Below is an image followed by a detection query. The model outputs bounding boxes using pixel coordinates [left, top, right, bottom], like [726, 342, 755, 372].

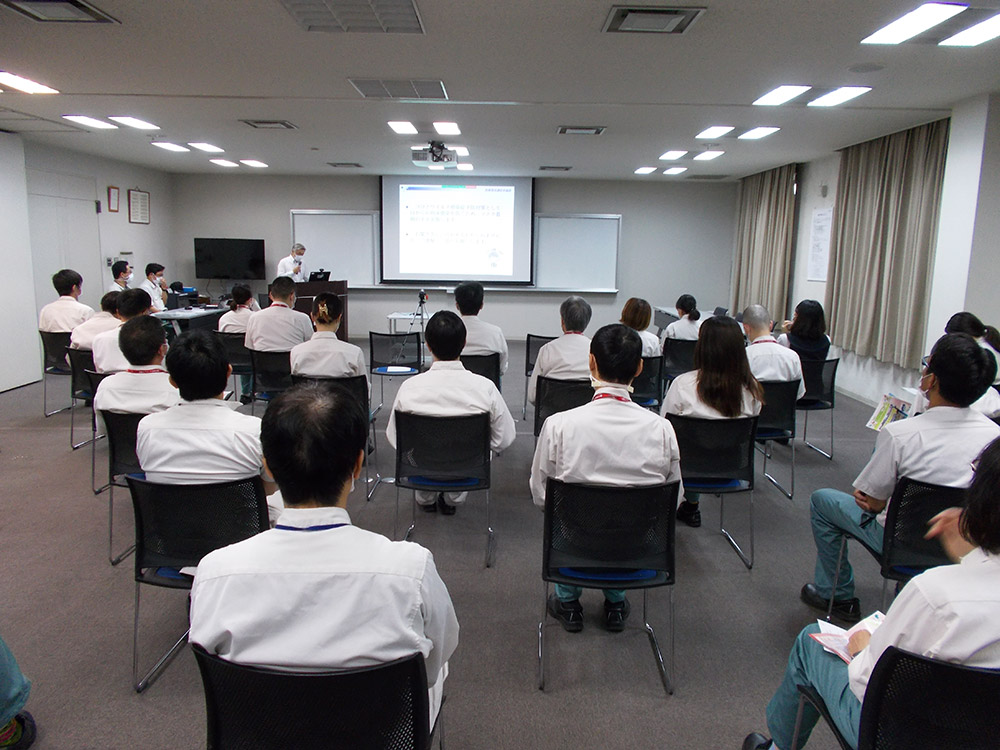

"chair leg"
[720, 493, 754, 569]
[132, 583, 190, 693]
[484, 489, 495, 568]
[522, 375, 528, 420]
[108, 484, 135, 566]
[365, 418, 390, 500]
[537, 581, 548, 690]
[43, 371, 72, 417]
[880, 578, 890, 612]
[643, 588, 674, 696]
[805, 408, 834, 460]
[762, 438, 795, 500]
[790, 691, 808, 750]
[825, 536, 849, 621]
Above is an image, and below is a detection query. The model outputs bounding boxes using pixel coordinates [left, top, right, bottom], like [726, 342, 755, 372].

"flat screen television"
[194, 237, 266, 280]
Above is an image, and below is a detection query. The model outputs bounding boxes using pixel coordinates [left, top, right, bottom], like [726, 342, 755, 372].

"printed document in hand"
[810, 611, 885, 664]
[866, 394, 912, 431]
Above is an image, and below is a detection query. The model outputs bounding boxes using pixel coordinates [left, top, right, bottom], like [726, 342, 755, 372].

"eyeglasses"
[921, 356, 931, 372]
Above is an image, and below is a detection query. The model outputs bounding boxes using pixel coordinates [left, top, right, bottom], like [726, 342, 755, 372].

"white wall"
[961, 93, 1000, 325]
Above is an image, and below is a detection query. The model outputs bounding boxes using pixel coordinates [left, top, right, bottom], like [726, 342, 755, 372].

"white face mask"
[125, 272, 134, 283]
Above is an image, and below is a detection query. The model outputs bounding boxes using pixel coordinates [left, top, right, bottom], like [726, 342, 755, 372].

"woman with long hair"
[946, 311, 1000, 385]
[661, 315, 763, 527]
[778, 299, 830, 361]
[662, 293, 702, 342]
[619, 297, 660, 356]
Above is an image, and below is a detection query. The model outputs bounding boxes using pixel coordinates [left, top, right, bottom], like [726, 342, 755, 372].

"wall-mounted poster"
[107, 186, 120, 212]
[128, 189, 150, 224]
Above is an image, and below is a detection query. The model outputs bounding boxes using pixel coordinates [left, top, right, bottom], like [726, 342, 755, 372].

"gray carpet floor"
[0, 343, 884, 749]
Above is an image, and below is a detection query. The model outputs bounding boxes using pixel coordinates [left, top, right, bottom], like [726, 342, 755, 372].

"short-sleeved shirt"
[745, 335, 806, 399]
[92, 324, 129, 373]
[94, 365, 179, 414]
[290, 331, 367, 381]
[528, 333, 592, 404]
[70, 312, 121, 350]
[460, 315, 509, 374]
[661, 370, 762, 419]
[244, 302, 314, 352]
[38, 296, 94, 332]
[217, 306, 254, 334]
[661, 315, 702, 342]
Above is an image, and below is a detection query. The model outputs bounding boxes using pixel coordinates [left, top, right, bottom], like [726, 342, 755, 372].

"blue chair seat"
[557, 567, 657, 581]
[374, 366, 418, 376]
[408, 476, 479, 488]
[684, 478, 743, 490]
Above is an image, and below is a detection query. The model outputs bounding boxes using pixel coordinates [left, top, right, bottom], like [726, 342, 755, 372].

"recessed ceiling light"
[457, 163, 474, 171]
[696, 126, 734, 139]
[659, 150, 687, 160]
[388, 121, 417, 134]
[634, 167, 657, 175]
[188, 142, 224, 153]
[239, 159, 268, 168]
[428, 165, 446, 171]
[108, 116, 158, 130]
[0, 71, 58, 94]
[0, 0, 118, 23]
[449, 145, 469, 156]
[861, 2, 968, 45]
[693, 151, 724, 161]
[62, 115, 116, 129]
[739, 127, 781, 140]
[808, 86, 872, 107]
[210, 159, 239, 167]
[940, 12, 1000, 45]
[664, 167, 688, 175]
[433, 121, 461, 135]
[753, 85, 812, 106]
[151, 142, 189, 152]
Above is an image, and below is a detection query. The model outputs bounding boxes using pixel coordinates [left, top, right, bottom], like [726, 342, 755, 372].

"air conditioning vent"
[275, 0, 423, 33]
[603, 6, 704, 34]
[349, 79, 448, 100]
[557, 126, 606, 136]
[240, 119, 298, 130]
[328, 162, 363, 168]
[0, 0, 118, 23]
[539, 166, 573, 171]
[686, 174, 729, 180]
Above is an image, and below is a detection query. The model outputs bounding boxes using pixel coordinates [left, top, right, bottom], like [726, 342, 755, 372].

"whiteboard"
[290, 210, 379, 287]
[534, 214, 620, 291]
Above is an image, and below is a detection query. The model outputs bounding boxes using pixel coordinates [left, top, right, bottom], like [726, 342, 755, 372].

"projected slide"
[399, 184, 515, 275]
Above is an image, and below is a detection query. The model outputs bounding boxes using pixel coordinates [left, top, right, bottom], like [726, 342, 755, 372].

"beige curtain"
[826, 119, 949, 369]
[730, 163, 798, 319]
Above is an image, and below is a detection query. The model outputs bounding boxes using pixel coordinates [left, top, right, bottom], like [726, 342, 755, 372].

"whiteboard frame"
[533, 212, 621, 293]
[289, 209, 380, 287]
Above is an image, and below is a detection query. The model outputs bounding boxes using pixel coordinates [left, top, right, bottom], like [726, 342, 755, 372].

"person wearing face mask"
[800, 333, 1000, 623]
[109, 260, 133, 293]
[139, 263, 168, 312]
[276, 243, 307, 283]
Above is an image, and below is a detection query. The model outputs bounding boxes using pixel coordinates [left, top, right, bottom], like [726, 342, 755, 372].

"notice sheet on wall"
[808, 208, 832, 282]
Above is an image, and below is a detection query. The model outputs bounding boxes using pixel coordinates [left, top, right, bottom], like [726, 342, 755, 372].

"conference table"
[153, 307, 227, 335]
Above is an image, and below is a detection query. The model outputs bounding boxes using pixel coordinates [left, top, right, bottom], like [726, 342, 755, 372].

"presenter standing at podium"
[276, 243, 307, 282]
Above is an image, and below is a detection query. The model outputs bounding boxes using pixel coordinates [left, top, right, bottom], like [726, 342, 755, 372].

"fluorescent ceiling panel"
[388, 120, 417, 134]
[188, 142, 224, 152]
[433, 121, 461, 135]
[457, 163, 474, 171]
[861, 2, 968, 44]
[738, 127, 780, 140]
[663, 167, 687, 175]
[696, 126, 734, 138]
[634, 166, 657, 174]
[807, 86, 872, 107]
[108, 116, 158, 129]
[62, 114, 116, 128]
[659, 150, 687, 160]
[0, 71, 58, 94]
[939, 12, 1000, 45]
[449, 145, 469, 156]
[151, 141, 189, 152]
[210, 159, 239, 167]
[753, 85, 811, 106]
[693, 150, 724, 160]
[239, 159, 268, 167]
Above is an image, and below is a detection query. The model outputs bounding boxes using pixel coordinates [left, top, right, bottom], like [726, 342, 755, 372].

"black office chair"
[393, 411, 494, 566]
[756, 380, 801, 499]
[39, 331, 72, 416]
[126, 475, 268, 693]
[192, 646, 439, 750]
[98, 410, 144, 565]
[215, 331, 253, 396]
[791, 646, 1000, 750]
[538, 479, 680, 696]
[666, 414, 758, 568]
[798, 358, 839, 460]
[522, 334, 556, 419]
[533, 376, 593, 438]
[661, 338, 697, 384]
[825, 477, 965, 618]
[248, 350, 292, 415]
[369, 331, 422, 412]
[713, 306, 729, 317]
[631, 355, 664, 410]
[66, 346, 100, 450]
[460, 352, 502, 391]
[85, 369, 113, 494]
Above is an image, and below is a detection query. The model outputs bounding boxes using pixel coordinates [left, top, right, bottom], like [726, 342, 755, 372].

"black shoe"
[8, 712, 36, 750]
[604, 597, 630, 632]
[800, 583, 861, 623]
[742, 732, 772, 750]
[239, 394, 253, 405]
[437, 494, 457, 515]
[419, 498, 438, 513]
[547, 594, 583, 633]
[676, 500, 702, 528]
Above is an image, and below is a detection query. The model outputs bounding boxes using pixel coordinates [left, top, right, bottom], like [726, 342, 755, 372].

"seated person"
[0, 632, 35, 750]
[70, 291, 121, 350]
[138, 263, 167, 313]
[801, 333, 1000, 622]
[108, 260, 131, 293]
[742, 304, 805, 399]
[619, 297, 661, 357]
[92, 289, 152, 373]
[530, 323, 682, 632]
[945, 311, 1000, 385]
[661, 315, 763, 528]
[777, 299, 831, 362]
[387, 311, 515, 514]
[745, 436, 1000, 750]
[217, 284, 254, 334]
[528, 296, 593, 404]
[189, 384, 459, 725]
[244, 276, 313, 352]
[660, 293, 701, 343]
[38, 269, 93, 332]
[455, 281, 509, 375]
[290, 292, 367, 382]
[93, 316, 178, 414]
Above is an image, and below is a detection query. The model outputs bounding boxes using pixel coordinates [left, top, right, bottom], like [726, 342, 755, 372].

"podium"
[293, 280, 349, 341]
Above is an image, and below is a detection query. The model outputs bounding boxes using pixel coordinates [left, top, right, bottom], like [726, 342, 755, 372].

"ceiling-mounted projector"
[412, 140, 458, 168]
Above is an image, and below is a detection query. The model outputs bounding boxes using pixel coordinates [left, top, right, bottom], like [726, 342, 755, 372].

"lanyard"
[751, 338, 777, 345]
[274, 523, 348, 532]
[271, 302, 289, 309]
[593, 392, 630, 403]
[126, 368, 166, 374]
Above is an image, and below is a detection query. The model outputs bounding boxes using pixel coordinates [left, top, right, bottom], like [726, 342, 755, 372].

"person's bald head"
[741, 304, 771, 339]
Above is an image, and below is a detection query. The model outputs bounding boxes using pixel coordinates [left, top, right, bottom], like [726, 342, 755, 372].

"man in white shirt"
[802, 333, 1000, 622]
[531, 324, 682, 632]
[138, 263, 167, 313]
[387, 311, 515, 513]
[455, 281, 508, 375]
[108, 260, 132, 293]
[528, 296, 592, 405]
[189, 385, 459, 725]
[275, 243, 307, 282]
[244, 276, 314, 352]
[742, 304, 805, 399]
[92, 289, 152, 373]
[71, 291, 122, 350]
[38, 269, 94, 332]
[94, 316, 178, 414]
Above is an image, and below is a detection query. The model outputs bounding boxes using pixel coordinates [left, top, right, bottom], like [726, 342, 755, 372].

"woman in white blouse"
[619, 297, 661, 357]
[217, 285, 255, 333]
[662, 293, 703, 342]
[661, 315, 763, 527]
[289, 292, 367, 381]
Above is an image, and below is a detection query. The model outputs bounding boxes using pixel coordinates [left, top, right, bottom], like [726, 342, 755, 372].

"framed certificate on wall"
[107, 186, 120, 212]
[128, 189, 150, 224]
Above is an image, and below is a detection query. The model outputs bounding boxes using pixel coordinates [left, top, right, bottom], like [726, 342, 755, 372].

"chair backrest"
[632, 356, 663, 406]
[713, 306, 729, 317]
[84, 369, 112, 396]
[215, 331, 252, 371]
[257, 293, 270, 309]
[249, 350, 292, 394]
[66, 346, 97, 399]
[291, 374, 370, 417]
[192, 645, 431, 750]
[757, 380, 800, 438]
[533, 376, 593, 437]
[39, 331, 72, 371]
[126, 475, 269, 574]
[856, 646, 1000, 749]
[542, 479, 679, 587]
[459, 352, 501, 390]
[393, 411, 491, 491]
[524, 334, 557, 377]
[880, 477, 967, 581]
[665, 414, 757, 488]
[99, 410, 145, 478]
[369, 331, 422, 371]
[800, 357, 839, 405]
[661, 338, 698, 379]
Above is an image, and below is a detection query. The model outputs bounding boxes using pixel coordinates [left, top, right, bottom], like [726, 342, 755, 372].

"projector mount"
[411, 140, 458, 168]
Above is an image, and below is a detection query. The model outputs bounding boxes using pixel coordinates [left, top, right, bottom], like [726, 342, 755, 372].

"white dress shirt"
[661, 370, 762, 419]
[290, 331, 367, 381]
[386, 360, 515, 453]
[276, 254, 307, 282]
[108, 280, 128, 294]
[94, 365, 179, 414]
[244, 302, 314, 352]
[189, 505, 459, 724]
[910, 387, 1000, 419]
[460, 315, 509, 374]
[217, 306, 254, 334]
[745, 334, 806, 399]
[38, 296, 94, 332]
[848, 547, 1000, 702]
[979, 339, 1000, 385]
[661, 315, 702, 342]
[530, 384, 682, 508]
[138, 277, 166, 312]
[528, 332, 592, 404]
[70, 312, 120, 350]
[636, 329, 661, 357]
[91, 324, 130, 373]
